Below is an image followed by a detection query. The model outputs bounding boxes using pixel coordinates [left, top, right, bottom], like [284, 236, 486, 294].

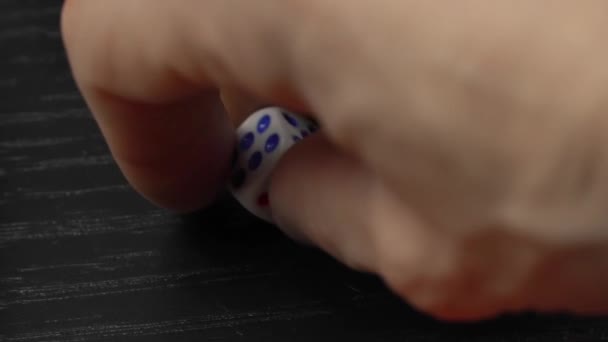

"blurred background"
[1, 1, 607, 341]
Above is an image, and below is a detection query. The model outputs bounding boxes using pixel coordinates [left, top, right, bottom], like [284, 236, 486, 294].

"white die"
[228, 106, 318, 223]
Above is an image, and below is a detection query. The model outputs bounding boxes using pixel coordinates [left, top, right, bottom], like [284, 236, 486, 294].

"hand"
[61, 0, 608, 321]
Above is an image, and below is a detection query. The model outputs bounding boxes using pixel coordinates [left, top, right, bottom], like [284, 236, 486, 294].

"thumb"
[268, 133, 439, 290]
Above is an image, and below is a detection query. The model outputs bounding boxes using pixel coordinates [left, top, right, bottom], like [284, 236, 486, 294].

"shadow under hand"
[167, 191, 435, 328]
[163, 192, 606, 341]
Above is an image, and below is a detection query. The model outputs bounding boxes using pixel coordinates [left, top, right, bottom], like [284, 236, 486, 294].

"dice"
[228, 106, 318, 222]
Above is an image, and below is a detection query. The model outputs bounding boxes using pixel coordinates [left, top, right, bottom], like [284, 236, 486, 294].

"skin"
[61, 0, 608, 321]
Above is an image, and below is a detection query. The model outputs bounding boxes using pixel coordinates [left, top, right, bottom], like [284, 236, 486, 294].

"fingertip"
[88, 90, 235, 214]
[267, 133, 378, 271]
[267, 134, 335, 240]
[122, 141, 233, 214]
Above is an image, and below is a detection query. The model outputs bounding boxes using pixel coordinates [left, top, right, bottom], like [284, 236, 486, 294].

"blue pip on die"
[228, 106, 318, 223]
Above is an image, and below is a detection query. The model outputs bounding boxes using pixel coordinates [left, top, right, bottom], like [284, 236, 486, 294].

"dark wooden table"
[1, 1, 607, 341]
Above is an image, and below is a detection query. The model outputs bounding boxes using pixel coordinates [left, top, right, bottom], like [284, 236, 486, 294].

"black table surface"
[1, 1, 607, 341]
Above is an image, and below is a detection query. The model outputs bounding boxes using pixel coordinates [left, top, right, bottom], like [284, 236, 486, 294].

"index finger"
[60, 0, 312, 211]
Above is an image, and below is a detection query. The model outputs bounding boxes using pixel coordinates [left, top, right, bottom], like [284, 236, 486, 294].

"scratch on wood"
[6, 185, 130, 200]
[0, 211, 177, 243]
[0, 136, 89, 149]
[8, 271, 278, 305]
[6, 308, 333, 341]
[15, 155, 114, 172]
[40, 92, 82, 102]
[0, 109, 89, 126]
[0, 7, 60, 21]
[0, 26, 60, 39]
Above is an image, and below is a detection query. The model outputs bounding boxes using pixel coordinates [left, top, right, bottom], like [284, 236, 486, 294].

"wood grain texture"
[1, 1, 607, 341]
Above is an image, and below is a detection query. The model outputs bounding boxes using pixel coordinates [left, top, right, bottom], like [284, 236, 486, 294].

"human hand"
[61, 0, 608, 320]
